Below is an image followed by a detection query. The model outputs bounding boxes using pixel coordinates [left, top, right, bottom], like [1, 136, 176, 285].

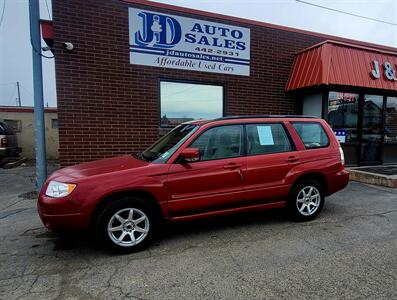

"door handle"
[287, 156, 299, 163]
[223, 163, 241, 169]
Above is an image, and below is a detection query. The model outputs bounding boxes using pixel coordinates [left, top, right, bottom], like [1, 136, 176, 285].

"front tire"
[96, 198, 157, 253]
[287, 180, 324, 221]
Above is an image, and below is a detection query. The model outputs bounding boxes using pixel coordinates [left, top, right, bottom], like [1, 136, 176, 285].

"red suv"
[38, 116, 349, 253]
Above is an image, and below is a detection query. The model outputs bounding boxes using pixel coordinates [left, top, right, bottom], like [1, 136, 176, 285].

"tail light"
[339, 145, 345, 166]
[0, 137, 7, 148]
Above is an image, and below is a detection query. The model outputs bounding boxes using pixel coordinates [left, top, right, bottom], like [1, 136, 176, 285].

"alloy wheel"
[296, 186, 321, 216]
[107, 208, 150, 247]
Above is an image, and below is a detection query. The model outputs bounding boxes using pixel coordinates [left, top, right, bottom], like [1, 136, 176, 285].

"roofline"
[296, 40, 397, 56]
[123, 0, 397, 53]
[0, 106, 57, 113]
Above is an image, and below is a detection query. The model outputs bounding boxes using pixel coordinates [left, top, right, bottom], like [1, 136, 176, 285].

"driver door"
[166, 125, 246, 217]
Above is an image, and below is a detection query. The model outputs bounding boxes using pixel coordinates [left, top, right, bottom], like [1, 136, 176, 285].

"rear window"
[292, 122, 329, 149]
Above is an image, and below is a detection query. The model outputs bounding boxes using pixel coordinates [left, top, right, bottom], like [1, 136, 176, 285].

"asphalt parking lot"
[0, 165, 396, 299]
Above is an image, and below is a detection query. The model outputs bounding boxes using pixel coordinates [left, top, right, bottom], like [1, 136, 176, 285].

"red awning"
[286, 40, 397, 92]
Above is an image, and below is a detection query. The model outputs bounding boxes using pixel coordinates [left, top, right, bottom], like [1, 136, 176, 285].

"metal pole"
[16, 81, 21, 107]
[29, 0, 47, 189]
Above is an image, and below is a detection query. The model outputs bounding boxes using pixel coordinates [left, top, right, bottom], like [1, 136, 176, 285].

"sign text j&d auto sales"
[128, 8, 250, 76]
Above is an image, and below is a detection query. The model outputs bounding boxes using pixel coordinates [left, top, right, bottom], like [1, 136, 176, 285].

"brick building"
[49, 0, 397, 166]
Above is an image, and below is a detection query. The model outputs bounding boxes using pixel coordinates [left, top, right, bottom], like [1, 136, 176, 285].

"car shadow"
[46, 208, 291, 254]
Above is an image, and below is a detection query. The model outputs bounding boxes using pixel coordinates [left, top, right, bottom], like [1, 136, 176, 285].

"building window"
[327, 92, 359, 143]
[292, 122, 329, 149]
[246, 123, 292, 155]
[385, 97, 397, 143]
[160, 81, 223, 127]
[51, 119, 59, 129]
[4, 119, 21, 132]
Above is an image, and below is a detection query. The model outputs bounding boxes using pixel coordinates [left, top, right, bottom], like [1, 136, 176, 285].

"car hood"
[49, 155, 148, 182]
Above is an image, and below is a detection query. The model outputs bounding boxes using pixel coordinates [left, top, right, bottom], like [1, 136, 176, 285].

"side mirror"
[180, 148, 200, 163]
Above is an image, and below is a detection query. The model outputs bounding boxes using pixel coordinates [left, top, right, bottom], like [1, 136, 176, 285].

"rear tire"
[95, 197, 158, 254]
[287, 180, 324, 222]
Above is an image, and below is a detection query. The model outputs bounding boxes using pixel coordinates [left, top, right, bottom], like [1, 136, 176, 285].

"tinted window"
[190, 125, 242, 161]
[293, 122, 329, 149]
[247, 123, 292, 155]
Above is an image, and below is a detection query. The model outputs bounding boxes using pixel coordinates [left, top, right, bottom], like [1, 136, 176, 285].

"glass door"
[327, 92, 359, 166]
[360, 95, 384, 165]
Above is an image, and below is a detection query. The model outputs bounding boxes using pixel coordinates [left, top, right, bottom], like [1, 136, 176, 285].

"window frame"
[158, 78, 226, 128]
[291, 121, 330, 150]
[186, 124, 245, 162]
[244, 122, 296, 157]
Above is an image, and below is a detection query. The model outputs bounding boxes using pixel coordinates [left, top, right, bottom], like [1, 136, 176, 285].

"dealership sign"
[128, 8, 250, 76]
[371, 60, 397, 81]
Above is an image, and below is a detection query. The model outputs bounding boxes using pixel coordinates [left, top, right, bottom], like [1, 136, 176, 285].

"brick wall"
[53, 0, 325, 166]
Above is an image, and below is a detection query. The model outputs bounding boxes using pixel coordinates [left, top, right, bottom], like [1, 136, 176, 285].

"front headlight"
[45, 181, 76, 198]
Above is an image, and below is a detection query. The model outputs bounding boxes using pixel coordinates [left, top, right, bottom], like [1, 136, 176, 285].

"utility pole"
[16, 81, 21, 107]
[29, 0, 47, 189]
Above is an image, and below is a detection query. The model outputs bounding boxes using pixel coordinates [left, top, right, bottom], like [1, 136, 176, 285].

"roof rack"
[213, 115, 318, 121]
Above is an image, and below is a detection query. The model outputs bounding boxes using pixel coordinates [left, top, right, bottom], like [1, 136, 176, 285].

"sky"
[0, 0, 55, 107]
[0, 0, 396, 108]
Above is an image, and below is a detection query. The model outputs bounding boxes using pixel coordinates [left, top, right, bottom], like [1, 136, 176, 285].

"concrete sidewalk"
[348, 165, 397, 188]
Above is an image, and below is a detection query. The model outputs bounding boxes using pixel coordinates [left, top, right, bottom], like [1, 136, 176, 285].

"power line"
[20, 84, 34, 98]
[295, 0, 397, 26]
[0, 82, 15, 86]
[0, 0, 6, 29]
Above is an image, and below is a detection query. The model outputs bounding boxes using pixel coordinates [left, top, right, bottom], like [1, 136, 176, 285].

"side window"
[190, 125, 243, 161]
[247, 123, 292, 155]
[292, 122, 329, 149]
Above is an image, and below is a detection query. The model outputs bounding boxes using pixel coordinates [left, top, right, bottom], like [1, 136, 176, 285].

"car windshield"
[138, 124, 199, 163]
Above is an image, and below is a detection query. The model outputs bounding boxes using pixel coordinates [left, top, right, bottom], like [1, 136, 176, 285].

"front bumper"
[37, 194, 90, 232]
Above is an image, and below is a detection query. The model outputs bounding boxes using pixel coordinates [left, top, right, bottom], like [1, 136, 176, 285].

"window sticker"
[257, 126, 274, 145]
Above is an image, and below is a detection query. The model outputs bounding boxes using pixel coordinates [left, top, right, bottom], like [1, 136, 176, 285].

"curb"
[347, 168, 397, 188]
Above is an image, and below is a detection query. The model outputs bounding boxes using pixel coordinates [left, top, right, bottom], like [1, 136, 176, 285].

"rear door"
[244, 122, 298, 204]
[166, 124, 247, 217]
